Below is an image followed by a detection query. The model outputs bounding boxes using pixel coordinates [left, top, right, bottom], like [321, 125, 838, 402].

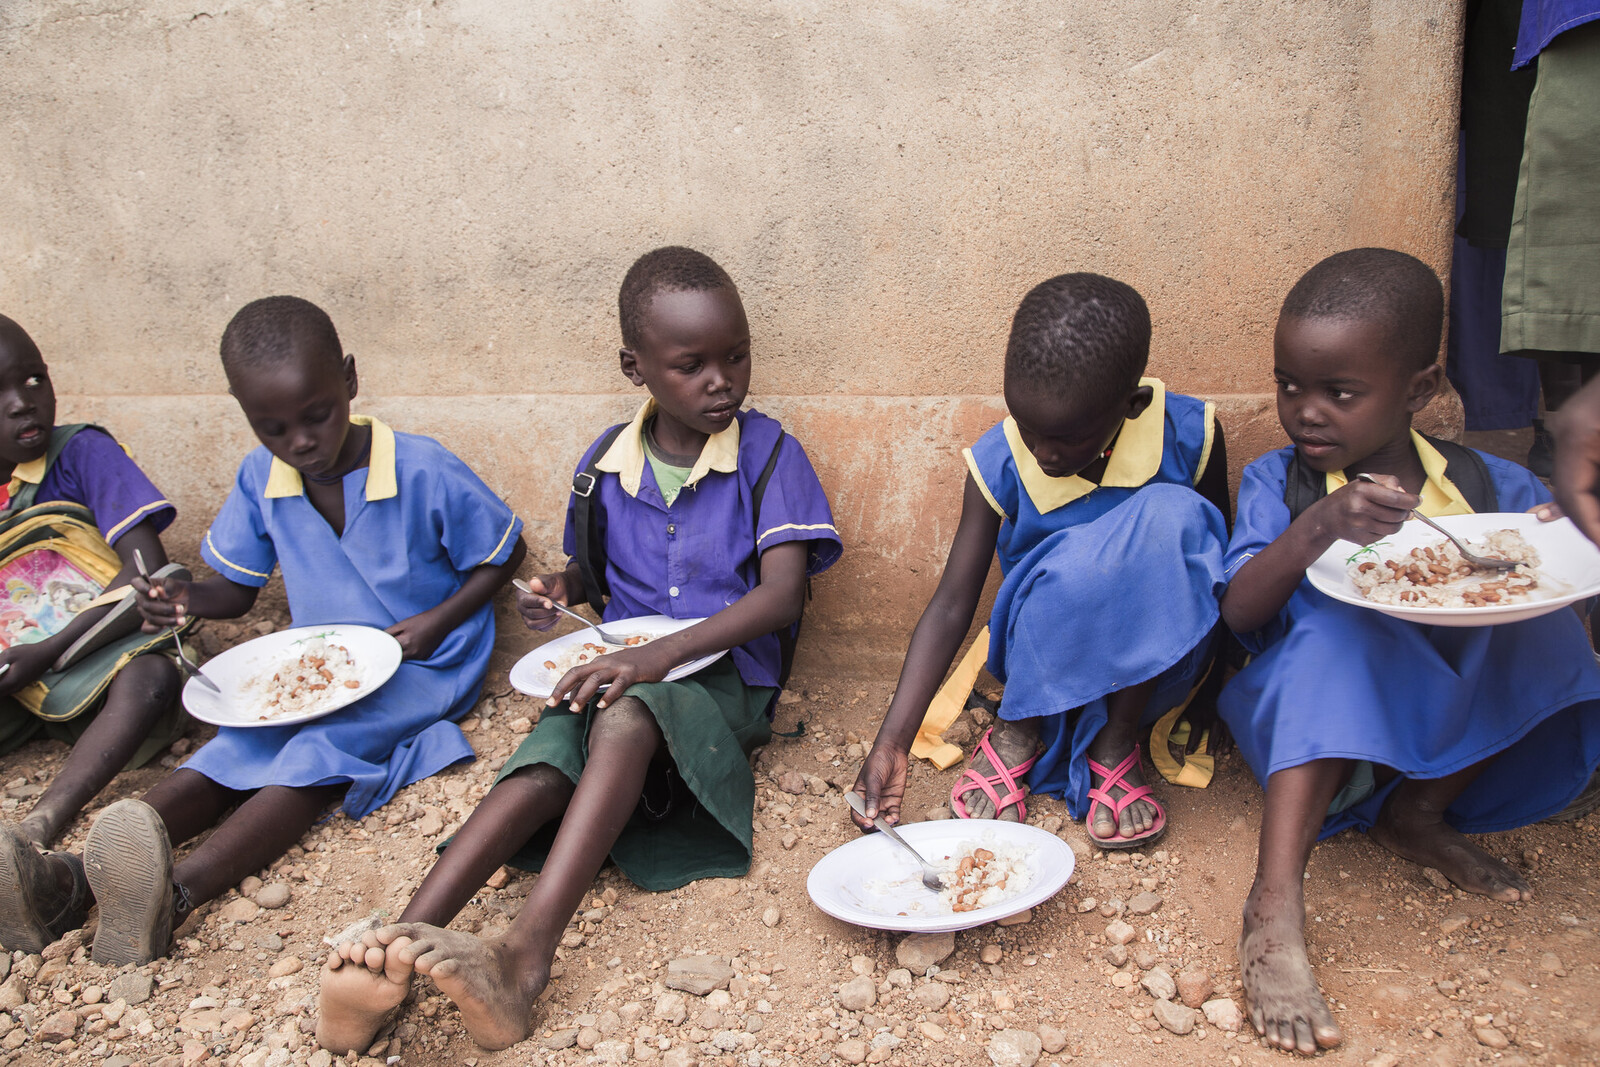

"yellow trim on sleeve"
[756, 522, 839, 546]
[264, 415, 398, 501]
[477, 515, 519, 568]
[204, 529, 273, 580]
[595, 399, 741, 499]
[1194, 402, 1217, 487]
[962, 447, 1006, 518]
[104, 498, 173, 543]
[1324, 430, 1475, 518]
[1004, 377, 1168, 514]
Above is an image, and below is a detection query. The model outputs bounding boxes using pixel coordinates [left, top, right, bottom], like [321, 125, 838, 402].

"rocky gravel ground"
[2, 616, 1598, 1067]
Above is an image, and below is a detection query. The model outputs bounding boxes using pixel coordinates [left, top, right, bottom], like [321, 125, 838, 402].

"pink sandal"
[951, 728, 1039, 820]
[1086, 744, 1167, 849]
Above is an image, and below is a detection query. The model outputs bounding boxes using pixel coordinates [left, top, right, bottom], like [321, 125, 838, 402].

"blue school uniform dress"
[964, 380, 1228, 818]
[191, 416, 522, 819]
[495, 400, 841, 890]
[1220, 434, 1600, 836]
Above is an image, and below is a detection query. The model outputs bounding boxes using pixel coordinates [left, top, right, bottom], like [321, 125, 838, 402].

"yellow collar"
[597, 399, 741, 498]
[1324, 430, 1475, 518]
[5, 453, 48, 497]
[263, 415, 398, 501]
[1003, 377, 1168, 514]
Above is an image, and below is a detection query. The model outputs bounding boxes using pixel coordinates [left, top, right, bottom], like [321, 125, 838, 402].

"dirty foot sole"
[84, 800, 173, 966]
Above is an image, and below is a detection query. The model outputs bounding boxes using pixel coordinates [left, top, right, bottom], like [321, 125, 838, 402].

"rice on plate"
[1349, 529, 1540, 608]
[245, 636, 363, 721]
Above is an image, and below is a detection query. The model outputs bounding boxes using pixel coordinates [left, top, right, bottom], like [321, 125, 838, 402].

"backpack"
[1282, 433, 1498, 520]
[570, 424, 801, 687]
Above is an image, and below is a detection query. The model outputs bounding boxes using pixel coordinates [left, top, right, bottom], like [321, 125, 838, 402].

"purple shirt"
[562, 404, 841, 690]
[24, 427, 175, 543]
[1515, 0, 1600, 66]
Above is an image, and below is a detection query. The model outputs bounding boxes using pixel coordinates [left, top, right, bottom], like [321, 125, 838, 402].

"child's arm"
[515, 561, 588, 631]
[0, 519, 175, 695]
[538, 539, 809, 712]
[134, 571, 261, 627]
[851, 476, 1002, 828]
[386, 536, 527, 659]
[1220, 473, 1418, 634]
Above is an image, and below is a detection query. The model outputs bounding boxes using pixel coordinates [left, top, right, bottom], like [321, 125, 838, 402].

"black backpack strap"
[1283, 435, 1498, 521]
[749, 431, 804, 689]
[572, 424, 627, 612]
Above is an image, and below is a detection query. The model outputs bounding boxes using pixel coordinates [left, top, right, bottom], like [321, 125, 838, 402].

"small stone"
[1103, 943, 1128, 967]
[268, 957, 303, 978]
[914, 983, 951, 1011]
[850, 954, 875, 976]
[1152, 999, 1196, 1035]
[1201, 998, 1243, 1032]
[986, 1028, 1043, 1066]
[996, 908, 1032, 927]
[653, 992, 688, 1025]
[780, 832, 798, 850]
[239, 875, 264, 898]
[543, 1029, 579, 1050]
[661, 1048, 695, 1067]
[81, 985, 104, 1005]
[835, 1038, 868, 1064]
[923, 804, 952, 821]
[38, 1009, 79, 1043]
[102, 998, 127, 1024]
[417, 809, 446, 836]
[777, 771, 806, 794]
[1141, 967, 1176, 1001]
[1111, 971, 1135, 988]
[1175, 968, 1212, 1008]
[761, 907, 781, 928]
[1131, 945, 1159, 971]
[0, 976, 25, 1012]
[577, 1026, 601, 1049]
[979, 944, 1003, 965]
[1475, 1026, 1510, 1050]
[919, 1021, 948, 1042]
[1077, 897, 1098, 913]
[107, 973, 154, 1006]
[1439, 914, 1470, 935]
[1105, 920, 1137, 945]
[838, 976, 877, 1011]
[1540, 952, 1566, 976]
[1365, 1054, 1401, 1067]
[507, 716, 533, 734]
[665, 958, 734, 996]
[591, 1038, 630, 1063]
[254, 884, 291, 910]
[1037, 1023, 1067, 1054]
[485, 867, 510, 890]
[886, 968, 912, 988]
[895, 932, 955, 972]
[1127, 891, 1163, 916]
[183, 1040, 211, 1066]
[219, 898, 260, 924]
[1422, 867, 1452, 892]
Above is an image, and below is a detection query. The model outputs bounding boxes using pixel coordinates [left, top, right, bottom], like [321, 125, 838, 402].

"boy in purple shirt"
[0, 314, 189, 951]
[317, 247, 841, 1053]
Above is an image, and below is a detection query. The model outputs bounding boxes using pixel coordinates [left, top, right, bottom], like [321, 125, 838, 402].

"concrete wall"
[1, 1, 1465, 673]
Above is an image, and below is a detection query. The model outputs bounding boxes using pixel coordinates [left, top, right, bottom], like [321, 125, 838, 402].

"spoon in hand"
[511, 579, 633, 645]
[844, 790, 945, 893]
[1355, 473, 1521, 571]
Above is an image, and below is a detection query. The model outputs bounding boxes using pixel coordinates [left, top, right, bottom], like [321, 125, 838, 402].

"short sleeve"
[50, 429, 176, 544]
[753, 435, 842, 577]
[201, 459, 278, 587]
[1483, 452, 1553, 512]
[1224, 452, 1295, 651]
[426, 444, 523, 572]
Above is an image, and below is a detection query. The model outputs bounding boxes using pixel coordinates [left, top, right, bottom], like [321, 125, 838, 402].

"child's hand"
[545, 642, 679, 712]
[386, 609, 451, 661]
[133, 572, 191, 632]
[1311, 474, 1419, 546]
[850, 744, 909, 831]
[1532, 501, 1565, 523]
[516, 573, 573, 632]
[0, 642, 55, 697]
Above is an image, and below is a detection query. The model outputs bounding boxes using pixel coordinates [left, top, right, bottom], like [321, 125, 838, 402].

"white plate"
[1306, 513, 1600, 626]
[182, 624, 402, 728]
[508, 614, 727, 699]
[806, 821, 1076, 933]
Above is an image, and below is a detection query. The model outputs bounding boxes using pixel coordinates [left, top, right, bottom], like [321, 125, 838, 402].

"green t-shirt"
[644, 441, 694, 506]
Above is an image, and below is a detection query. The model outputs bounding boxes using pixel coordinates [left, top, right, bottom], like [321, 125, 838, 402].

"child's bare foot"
[315, 932, 413, 1053]
[952, 718, 1039, 820]
[1239, 884, 1341, 1055]
[1085, 731, 1162, 843]
[380, 923, 546, 1050]
[1369, 803, 1530, 902]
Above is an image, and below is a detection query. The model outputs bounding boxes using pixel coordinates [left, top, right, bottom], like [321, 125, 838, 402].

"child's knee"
[588, 696, 662, 749]
[501, 763, 571, 794]
[109, 654, 182, 710]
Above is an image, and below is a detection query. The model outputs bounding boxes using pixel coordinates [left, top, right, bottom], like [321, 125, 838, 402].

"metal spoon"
[511, 579, 633, 645]
[1354, 473, 1521, 571]
[134, 549, 222, 692]
[844, 790, 945, 893]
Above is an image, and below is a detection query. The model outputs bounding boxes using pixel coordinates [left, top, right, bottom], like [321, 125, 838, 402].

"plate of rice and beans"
[181, 624, 403, 728]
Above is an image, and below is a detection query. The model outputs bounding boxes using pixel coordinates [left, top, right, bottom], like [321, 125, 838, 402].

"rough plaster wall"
[1, 1, 1463, 671]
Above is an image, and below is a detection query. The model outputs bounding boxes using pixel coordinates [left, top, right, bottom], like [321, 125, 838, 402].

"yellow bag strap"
[1148, 663, 1216, 789]
[911, 626, 990, 770]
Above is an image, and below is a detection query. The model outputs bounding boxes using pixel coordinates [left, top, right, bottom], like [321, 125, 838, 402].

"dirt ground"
[1, 624, 1598, 1067]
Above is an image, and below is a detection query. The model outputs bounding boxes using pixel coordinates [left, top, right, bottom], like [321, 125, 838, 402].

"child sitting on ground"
[0, 296, 525, 966]
[851, 273, 1230, 848]
[0, 314, 192, 951]
[315, 246, 841, 1053]
[1218, 248, 1600, 1056]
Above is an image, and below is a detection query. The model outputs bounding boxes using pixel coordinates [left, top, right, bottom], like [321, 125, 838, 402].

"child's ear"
[1404, 362, 1444, 413]
[1125, 384, 1155, 420]
[619, 348, 646, 387]
[343, 354, 359, 401]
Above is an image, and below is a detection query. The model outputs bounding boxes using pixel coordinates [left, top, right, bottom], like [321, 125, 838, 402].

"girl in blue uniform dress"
[1218, 249, 1600, 1057]
[0, 297, 525, 969]
[853, 273, 1229, 849]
